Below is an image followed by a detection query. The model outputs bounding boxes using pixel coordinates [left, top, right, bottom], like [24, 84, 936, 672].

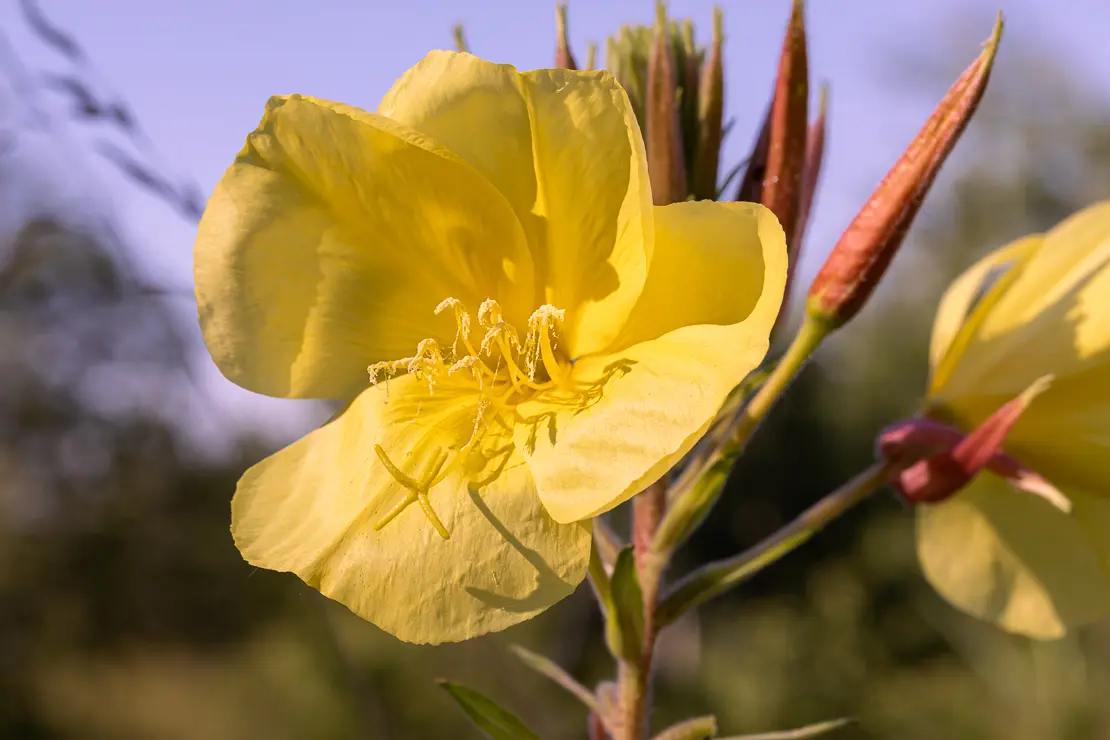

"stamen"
[435, 297, 474, 361]
[527, 305, 567, 383]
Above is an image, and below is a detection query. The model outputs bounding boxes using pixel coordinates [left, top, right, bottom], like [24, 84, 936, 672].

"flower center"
[365, 298, 570, 538]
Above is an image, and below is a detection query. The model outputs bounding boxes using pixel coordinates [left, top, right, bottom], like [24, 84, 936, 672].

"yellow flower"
[919, 200, 1110, 639]
[194, 51, 787, 644]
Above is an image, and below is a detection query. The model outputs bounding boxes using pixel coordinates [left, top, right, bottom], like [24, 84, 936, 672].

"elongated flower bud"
[762, 0, 809, 250]
[556, 3, 577, 70]
[692, 7, 724, 201]
[735, 108, 771, 203]
[647, 2, 687, 204]
[807, 15, 1003, 329]
[795, 82, 828, 252]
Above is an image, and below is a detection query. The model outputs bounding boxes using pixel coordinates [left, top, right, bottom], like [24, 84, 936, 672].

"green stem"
[656, 462, 891, 626]
[616, 480, 668, 739]
[727, 313, 829, 453]
[656, 315, 831, 555]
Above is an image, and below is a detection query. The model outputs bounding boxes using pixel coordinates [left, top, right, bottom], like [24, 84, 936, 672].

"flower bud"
[692, 7, 724, 201]
[735, 109, 770, 203]
[556, 3, 578, 70]
[806, 15, 1003, 329]
[647, 1, 687, 204]
[795, 82, 828, 270]
[762, 0, 808, 250]
[878, 375, 1068, 511]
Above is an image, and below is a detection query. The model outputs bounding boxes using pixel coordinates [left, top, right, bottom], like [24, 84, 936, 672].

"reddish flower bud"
[762, 0, 809, 251]
[556, 3, 578, 70]
[646, 1, 687, 205]
[794, 82, 828, 261]
[878, 376, 1068, 511]
[807, 15, 1003, 329]
[735, 108, 770, 204]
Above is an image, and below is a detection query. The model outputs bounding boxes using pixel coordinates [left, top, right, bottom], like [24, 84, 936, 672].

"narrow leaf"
[719, 717, 853, 739]
[655, 714, 718, 740]
[611, 546, 645, 659]
[510, 645, 599, 712]
[437, 680, 540, 740]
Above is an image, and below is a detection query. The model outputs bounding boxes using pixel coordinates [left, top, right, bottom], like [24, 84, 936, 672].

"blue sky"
[2, 0, 1109, 445]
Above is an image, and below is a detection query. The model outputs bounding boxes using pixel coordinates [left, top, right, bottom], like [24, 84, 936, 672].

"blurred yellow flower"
[919, 200, 1110, 639]
[194, 51, 786, 644]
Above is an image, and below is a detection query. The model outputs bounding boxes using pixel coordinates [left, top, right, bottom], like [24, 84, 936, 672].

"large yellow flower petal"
[928, 235, 1042, 387]
[929, 202, 1110, 492]
[196, 94, 534, 400]
[933, 202, 1110, 411]
[515, 202, 787, 523]
[379, 51, 653, 358]
[231, 375, 590, 644]
[916, 472, 1110, 639]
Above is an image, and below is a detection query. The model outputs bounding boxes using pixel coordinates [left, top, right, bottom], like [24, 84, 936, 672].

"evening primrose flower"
[916, 201, 1110, 639]
[195, 51, 786, 644]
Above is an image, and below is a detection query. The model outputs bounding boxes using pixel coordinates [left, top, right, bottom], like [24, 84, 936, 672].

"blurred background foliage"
[3, 5, 1110, 740]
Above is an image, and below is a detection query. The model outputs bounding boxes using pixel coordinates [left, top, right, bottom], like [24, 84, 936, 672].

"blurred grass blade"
[436, 680, 540, 740]
[654, 715, 718, 739]
[719, 717, 853, 739]
[509, 645, 599, 712]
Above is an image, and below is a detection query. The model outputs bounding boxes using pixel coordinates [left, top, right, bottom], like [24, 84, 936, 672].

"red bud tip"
[807, 14, 1004, 329]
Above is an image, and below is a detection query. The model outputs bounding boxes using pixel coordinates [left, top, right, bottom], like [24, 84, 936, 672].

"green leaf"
[654, 714, 718, 740]
[719, 717, 854, 739]
[611, 546, 645, 659]
[436, 680, 541, 740]
[509, 645, 598, 712]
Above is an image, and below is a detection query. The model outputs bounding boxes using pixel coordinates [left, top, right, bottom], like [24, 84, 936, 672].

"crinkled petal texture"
[917, 473, 1110, 639]
[379, 51, 654, 357]
[922, 200, 1110, 636]
[515, 201, 788, 523]
[195, 94, 535, 400]
[231, 374, 591, 644]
